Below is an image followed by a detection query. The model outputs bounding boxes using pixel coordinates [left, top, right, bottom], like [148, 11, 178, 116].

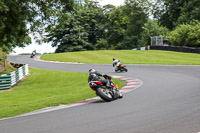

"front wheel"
[118, 91, 123, 99]
[124, 68, 128, 72]
[96, 87, 113, 102]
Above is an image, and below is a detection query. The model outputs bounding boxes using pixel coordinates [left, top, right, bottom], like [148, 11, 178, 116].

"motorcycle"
[115, 62, 128, 72]
[30, 50, 36, 58]
[88, 75, 123, 102]
[30, 53, 36, 58]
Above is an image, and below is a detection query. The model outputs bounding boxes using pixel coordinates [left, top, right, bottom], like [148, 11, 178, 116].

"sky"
[97, 0, 124, 6]
[11, 0, 125, 55]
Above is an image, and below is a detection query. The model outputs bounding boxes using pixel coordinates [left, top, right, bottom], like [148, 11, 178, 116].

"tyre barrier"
[0, 64, 29, 90]
[150, 46, 200, 54]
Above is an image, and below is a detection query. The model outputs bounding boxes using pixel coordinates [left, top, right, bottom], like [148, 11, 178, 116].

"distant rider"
[112, 58, 120, 71]
[32, 50, 36, 56]
[88, 69, 112, 88]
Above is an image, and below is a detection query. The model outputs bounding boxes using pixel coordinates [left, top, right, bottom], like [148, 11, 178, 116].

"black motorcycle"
[30, 52, 36, 58]
[115, 63, 128, 72]
[88, 75, 123, 102]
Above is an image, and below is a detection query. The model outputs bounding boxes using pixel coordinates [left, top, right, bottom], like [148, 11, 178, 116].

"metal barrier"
[150, 46, 200, 54]
[0, 64, 29, 90]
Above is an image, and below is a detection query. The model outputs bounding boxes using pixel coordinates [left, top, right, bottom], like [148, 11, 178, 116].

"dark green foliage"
[0, 0, 73, 52]
[2, 0, 200, 53]
[99, 0, 149, 50]
[47, 0, 149, 52]
[46, 1, 104, 52]
[151, 0, 200, 47]
[123, 0, 149, 49]
[155, 0, 200, 30]
[0, 0, 30, 52]
[178, 0, 200, 24]
[167, 21, 200, 47]
[104, 6, 128, 49]
[139, 19, 169, 46]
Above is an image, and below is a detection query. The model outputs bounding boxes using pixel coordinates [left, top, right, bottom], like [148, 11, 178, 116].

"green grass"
[0, 68, 126, 119]
[41, 50, 200, 65]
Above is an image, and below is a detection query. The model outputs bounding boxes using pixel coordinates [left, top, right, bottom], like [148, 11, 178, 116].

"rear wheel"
[96, 87, 113, 102]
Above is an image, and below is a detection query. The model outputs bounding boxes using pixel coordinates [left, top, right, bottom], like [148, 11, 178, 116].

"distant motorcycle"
[30, 51, 36, 58]
[88, 75, 123, 102]
[30, 54, 35, 58]
[115, 63, 128, 72]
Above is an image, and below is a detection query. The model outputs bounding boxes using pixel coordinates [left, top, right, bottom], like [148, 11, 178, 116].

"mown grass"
[0, 68, 126, 119]
[41, 50, 200, 65]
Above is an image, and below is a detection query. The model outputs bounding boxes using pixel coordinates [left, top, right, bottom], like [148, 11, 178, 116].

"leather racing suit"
[88, 71, 112, 88]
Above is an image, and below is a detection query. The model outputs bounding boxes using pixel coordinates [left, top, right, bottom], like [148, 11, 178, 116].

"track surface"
[1, 55, 200, 133]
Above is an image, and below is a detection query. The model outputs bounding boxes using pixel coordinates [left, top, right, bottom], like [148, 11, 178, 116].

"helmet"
[89, 69, 96, 74]
[113, 58, 116, 61]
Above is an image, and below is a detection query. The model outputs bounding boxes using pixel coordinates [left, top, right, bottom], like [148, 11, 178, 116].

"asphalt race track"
[1, 55, 200, 133]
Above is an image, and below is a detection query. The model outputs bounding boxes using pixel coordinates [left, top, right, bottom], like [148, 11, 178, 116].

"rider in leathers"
[88, 69, 123, 99]
[32, 50, 36, 56]
[113, 58, 120, 71]
[88, 69, 112, 88]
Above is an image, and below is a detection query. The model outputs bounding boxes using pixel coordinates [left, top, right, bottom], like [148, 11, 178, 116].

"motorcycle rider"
[88, 69, 112, 88]
[31, 49, 36, 58]
[112, 58, 121, 71]
[88, 68, 123, 99]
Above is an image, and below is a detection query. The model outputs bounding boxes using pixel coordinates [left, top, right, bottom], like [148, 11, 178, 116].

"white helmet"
[89, 69, 96, 74]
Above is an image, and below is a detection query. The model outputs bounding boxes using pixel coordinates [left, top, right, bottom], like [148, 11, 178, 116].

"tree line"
[0, 0, 200, 53]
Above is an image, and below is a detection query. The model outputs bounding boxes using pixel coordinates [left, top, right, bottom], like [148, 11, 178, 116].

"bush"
[167, 21, 200, 47]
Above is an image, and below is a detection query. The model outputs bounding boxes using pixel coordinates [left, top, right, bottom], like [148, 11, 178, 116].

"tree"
[139, 19, 169, 46]
[154, 0, 200, 30]
[44, 0, 163, 52]
[0, 0, 74, 53]
[178, 0, 200, 24]
[167, 21, 200, 47]
[123, 0, 148, 49]
[104, 6, 128, 49]
[45, 0, 105, 53]
[101, 0, 149, 50]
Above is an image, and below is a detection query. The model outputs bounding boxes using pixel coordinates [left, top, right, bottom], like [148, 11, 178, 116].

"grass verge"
[0, 68, 126, 119]
[41, 50, 200, 65]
